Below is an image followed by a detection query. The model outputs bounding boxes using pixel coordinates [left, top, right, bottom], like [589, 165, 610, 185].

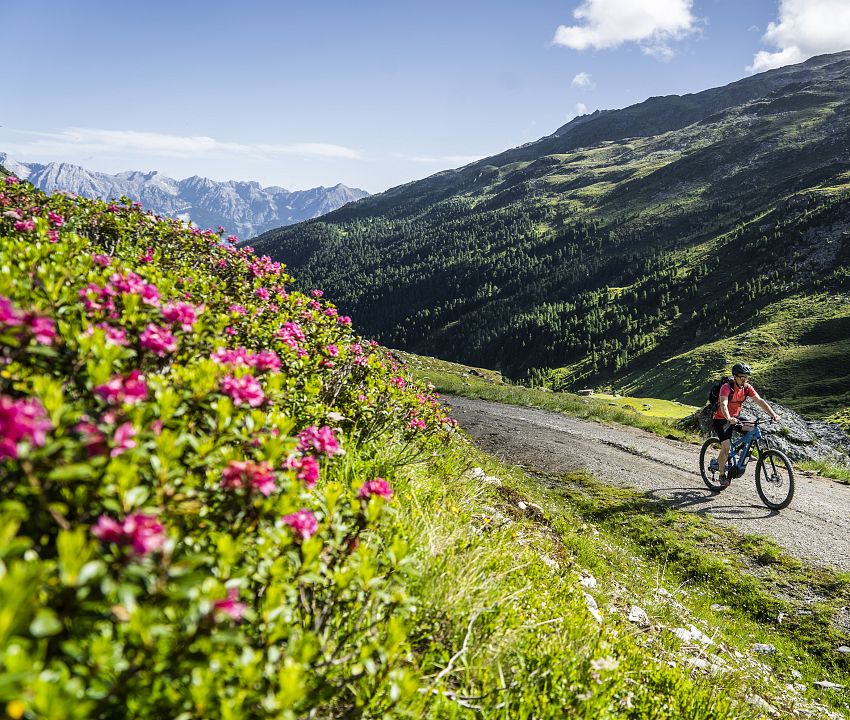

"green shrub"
[0, 178, 454, 718]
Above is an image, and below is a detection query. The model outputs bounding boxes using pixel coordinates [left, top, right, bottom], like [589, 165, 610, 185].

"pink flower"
[24, 314, 56, 345]
[325, 344, 339, 357]
[282, 509, 318, 541]
[47, 230, 59, 243]
[229, 304, 246, 315]
[408, 418, 427, 430]
[139, 284, 161, 306]
[14, 220, 35, 232]
[297, 425, 342, 457]
[390, 376, 406, 389]
[358, 477, 393, 500]
[91, 253, 112, 267]
[213, 587, 247, 622]
[0, 395, 52, 460]
[75, 420, 108, 457]
[96, 323, 128, 346]
[140, 248, 154, 263]
[111, 422, 137, 457]
[255, 287, 270, 300]
[0, 296, 22, 327]
[311, 289, 324, 298]
[162, 301, 201, 331]
[284, 454, 320, 488]
[220, 374, 265, 407]
[140, 324, 178, 357]
[324, 307, 338, 318]
[221, 460, 277, 496]
[4, 176, 20, 185]
[250, 350, 281, 372]
[338, 316, 352, 326]
[275, 321, 305, 349]
[94, 370, 148, 405]
[47, 211, 64, 227]
[92, 512, 166, 556]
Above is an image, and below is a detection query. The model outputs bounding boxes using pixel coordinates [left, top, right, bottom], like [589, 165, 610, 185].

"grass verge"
[397, 350, 699, 443]
[394, 439, 850, 717]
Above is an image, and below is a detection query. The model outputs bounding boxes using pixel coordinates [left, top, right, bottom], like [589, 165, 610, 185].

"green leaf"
[29, 609, 62, 637]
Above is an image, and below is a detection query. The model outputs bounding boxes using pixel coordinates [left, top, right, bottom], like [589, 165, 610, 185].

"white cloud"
[572, 71, 594, 87]
[575, 102, 589, 115]
[748, 0, 850, 73]
[553, 0, 697, 58]
[2, 127, 363, 162]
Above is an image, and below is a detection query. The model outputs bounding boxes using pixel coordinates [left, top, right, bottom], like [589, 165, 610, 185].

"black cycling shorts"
[712, 418, 736, 442]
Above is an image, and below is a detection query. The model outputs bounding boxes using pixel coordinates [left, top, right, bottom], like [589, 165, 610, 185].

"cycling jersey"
[712, 381, 755, 420]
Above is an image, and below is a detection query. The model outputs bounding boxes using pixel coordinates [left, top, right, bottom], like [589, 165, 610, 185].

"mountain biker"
[712, 362, 780, 487]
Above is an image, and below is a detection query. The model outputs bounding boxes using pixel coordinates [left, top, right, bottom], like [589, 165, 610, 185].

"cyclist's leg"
[717, 439, 731, 471]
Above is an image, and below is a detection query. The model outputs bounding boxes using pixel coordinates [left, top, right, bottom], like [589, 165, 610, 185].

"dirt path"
[445, 394, 850, 572]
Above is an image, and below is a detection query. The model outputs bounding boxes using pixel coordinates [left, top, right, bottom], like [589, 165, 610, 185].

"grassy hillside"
[251, 52, 850, 422]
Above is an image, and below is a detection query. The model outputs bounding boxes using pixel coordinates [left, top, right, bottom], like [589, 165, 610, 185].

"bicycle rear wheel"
[755, 449, 795, 510]
[699, 437, 725, 492]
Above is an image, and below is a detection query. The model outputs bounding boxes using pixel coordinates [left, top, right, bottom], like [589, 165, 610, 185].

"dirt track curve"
[445, 394, 850, 572]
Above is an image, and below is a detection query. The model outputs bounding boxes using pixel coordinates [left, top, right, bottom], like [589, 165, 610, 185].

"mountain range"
[0, 153, 368, 239]
[251, 50, 850, 425]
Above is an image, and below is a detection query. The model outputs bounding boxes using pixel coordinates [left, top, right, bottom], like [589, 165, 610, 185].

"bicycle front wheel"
[755, 449, 795, 510]
[699, 437, 725, 492]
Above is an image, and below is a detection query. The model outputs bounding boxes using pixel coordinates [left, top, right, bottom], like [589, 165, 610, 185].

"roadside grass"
[400, 440, 850, 717]
[398, 350, 699, 443]
[514, 468, 850, 713]
[798, 459, 850, 486]
[398, 445, 754, 718]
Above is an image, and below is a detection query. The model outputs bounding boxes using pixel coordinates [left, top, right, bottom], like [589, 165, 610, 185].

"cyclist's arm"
[719, 396, 734, 423]
[750, 391, 780, 421]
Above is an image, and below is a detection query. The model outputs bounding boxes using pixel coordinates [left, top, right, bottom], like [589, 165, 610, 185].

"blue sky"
[1, 0, 848, 193]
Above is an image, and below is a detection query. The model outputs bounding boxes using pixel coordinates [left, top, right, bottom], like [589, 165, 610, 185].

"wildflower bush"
[0, 177, 454, 719]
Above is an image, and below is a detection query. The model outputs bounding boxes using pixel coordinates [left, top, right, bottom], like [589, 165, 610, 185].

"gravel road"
[446, 394, 850, 572]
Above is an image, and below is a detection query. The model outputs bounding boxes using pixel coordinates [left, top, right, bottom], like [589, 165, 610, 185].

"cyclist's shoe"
[708, 459, 719, 472]
[719, 473, 731, 488]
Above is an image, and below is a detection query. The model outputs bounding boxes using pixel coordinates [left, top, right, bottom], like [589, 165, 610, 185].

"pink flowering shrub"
[0, 177, 455, 719]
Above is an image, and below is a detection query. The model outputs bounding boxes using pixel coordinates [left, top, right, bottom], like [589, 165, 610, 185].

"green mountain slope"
[252, 51, 850, 420]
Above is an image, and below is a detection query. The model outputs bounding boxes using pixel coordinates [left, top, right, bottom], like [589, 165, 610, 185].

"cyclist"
[712, 362, 780, 487]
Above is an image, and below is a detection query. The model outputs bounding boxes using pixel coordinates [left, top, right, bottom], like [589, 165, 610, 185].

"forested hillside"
[252, 51, 850, 423]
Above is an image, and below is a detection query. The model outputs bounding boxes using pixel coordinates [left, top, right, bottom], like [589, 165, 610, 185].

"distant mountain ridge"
[252, 50, 850, 424]
[0, 153, 369, 239]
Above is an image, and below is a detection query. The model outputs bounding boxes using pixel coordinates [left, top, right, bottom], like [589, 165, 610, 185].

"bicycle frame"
[725, 423, 765, 475]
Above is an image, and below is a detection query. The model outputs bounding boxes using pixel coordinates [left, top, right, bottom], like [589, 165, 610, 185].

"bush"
[0, 177, 454, 719]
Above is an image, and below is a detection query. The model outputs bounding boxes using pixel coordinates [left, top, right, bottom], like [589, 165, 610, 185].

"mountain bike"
[698, 418, 795, 511]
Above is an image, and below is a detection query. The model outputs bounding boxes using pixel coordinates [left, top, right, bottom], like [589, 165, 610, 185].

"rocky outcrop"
[689, 400, 850, 466]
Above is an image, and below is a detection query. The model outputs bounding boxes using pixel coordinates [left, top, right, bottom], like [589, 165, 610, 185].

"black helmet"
[732, 362, 752, 376]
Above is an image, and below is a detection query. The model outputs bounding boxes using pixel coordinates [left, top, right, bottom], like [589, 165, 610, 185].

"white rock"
[672, 627, 693, 643]
[627, 606, 649, 626]
[837, 645, 850, 654]
[467, 467, 486, 480]
[687, 657, 709, 669]
[583, 592, 603, 623]
[579, 573, 598, 589]
[482, 475, 502, 486]
[710, 603, 731, 611]
[745, 695, 777, 715]
[687, 624, 714, 646]
[791, 669, 802, 679]
[814, 680, 845, 690]
[752, 643, 776, 655]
